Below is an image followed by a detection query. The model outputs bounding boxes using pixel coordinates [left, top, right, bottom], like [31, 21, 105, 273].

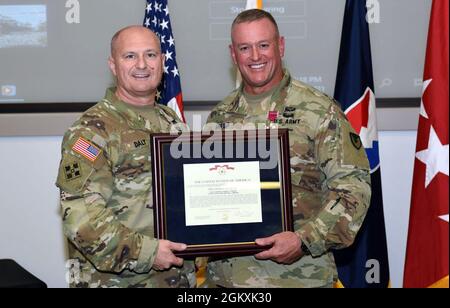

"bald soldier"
[56, 26, 195, 288]
[204, 10, 371, 288]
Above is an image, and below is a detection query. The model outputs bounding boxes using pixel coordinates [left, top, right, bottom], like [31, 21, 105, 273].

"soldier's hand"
[254, 232, 303, 264]
[152, 240, 186, 271]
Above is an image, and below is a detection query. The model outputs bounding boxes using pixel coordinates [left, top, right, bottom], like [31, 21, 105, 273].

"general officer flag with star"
[404, 0, 449, 289]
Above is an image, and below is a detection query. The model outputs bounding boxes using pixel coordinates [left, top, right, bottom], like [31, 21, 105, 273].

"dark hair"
[231, 9, 279, 36]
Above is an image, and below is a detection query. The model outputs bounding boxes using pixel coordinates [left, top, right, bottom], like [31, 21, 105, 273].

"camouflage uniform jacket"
[56, 88, 195, 288]
[205, 71, 371, 288]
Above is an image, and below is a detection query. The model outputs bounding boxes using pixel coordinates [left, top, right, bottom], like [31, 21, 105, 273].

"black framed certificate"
[150, 129, 293, 257]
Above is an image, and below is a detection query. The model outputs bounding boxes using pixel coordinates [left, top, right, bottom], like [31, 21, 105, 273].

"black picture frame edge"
[150, 129, 293, 258]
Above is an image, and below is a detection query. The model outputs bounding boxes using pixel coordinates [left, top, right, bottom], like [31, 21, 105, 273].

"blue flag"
[144, 0, 185, 121]
[333, 0, 390, 288]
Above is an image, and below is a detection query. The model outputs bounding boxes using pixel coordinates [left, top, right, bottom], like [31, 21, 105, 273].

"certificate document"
[183, 161, 262, 226]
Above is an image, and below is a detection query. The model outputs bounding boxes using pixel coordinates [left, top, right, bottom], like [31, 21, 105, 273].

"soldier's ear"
[108, 56, 117, 77]
[161, 53, 165, 68]
[278, 36, 285, 58]
[230, 44, 238, 65]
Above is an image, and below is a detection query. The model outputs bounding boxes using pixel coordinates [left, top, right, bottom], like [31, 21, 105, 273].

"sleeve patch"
[72, 137, 102, 162]
[64, 162, 82, 181]
[349, 133, 362, 150]
[56, 156, 95, 193]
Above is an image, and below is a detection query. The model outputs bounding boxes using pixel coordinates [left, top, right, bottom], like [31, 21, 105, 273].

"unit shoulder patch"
[349, 132, 362, 150]
[64, 162, 82, 181]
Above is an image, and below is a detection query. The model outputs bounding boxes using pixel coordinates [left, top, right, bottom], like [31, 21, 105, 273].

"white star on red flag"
[415, 125, 449, 188]
[439, 215, 449, 223]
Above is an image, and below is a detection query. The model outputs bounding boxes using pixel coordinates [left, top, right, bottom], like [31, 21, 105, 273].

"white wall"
[0, 136, 67, 288]
[0, 117, 417, 288]
[378, 131, 417, 288]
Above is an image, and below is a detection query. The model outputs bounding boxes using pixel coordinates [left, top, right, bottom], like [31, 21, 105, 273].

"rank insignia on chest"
[64, 162, 81, 181]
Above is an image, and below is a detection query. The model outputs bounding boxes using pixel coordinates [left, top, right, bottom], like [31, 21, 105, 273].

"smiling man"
[229, 12, 284, 95]
[109, 26, 164, 105]
[205, 10, 371, 288]
[56, 26, 194, 288]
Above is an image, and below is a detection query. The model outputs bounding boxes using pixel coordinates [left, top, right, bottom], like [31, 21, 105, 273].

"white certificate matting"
[183, 161, 262, 226]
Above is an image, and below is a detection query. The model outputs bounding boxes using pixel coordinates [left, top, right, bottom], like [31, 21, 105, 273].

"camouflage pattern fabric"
[204, 70, 371, 288]
[56, 88, 195, 288]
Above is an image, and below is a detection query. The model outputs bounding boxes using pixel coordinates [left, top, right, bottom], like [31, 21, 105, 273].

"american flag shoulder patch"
[72, 137, 101, 162]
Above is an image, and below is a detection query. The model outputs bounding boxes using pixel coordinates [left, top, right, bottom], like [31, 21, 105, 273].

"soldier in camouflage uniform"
[203, 10, 371, 288]
[56, 26, 195, 288]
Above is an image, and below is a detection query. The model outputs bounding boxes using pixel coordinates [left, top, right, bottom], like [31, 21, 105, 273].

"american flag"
[72, 137, 101, 162]
[143, 0, 185, 122]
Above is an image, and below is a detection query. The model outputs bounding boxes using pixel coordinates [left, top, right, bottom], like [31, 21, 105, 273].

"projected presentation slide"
[0, 5, 47, 48]
[0, 0, 432, 106]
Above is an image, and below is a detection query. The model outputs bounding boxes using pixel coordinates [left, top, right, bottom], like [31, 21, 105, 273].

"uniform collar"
[102, 87, 177, 130]
[228, 69, 292, 114]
